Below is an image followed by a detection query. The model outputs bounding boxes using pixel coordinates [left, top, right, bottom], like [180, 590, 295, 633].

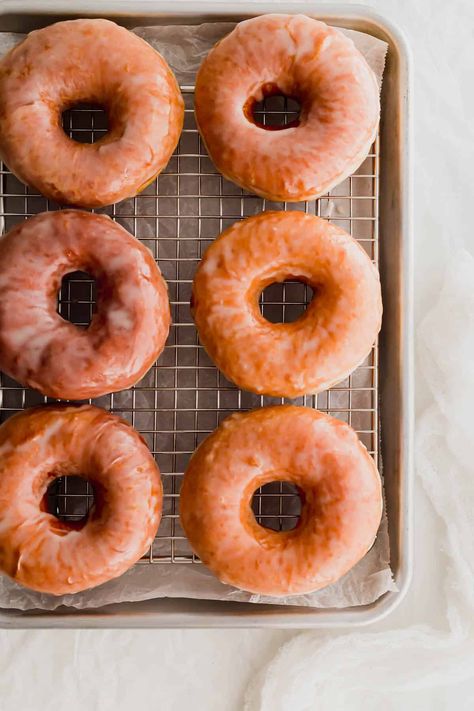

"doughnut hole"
[259, 279, 315, 323]
[61, 102, 109, 144]
[244, 84, 302, 130]
[57, 270, 97, 329]
[44, 475, 96, 532]
[251, 481, 303, 531]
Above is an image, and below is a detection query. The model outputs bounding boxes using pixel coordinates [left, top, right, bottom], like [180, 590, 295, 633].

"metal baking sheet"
[0, 2, 413, 628]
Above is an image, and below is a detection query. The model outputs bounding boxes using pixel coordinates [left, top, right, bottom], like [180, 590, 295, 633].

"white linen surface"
[0, 1, 473, 710]
[245, 249, 474, 709]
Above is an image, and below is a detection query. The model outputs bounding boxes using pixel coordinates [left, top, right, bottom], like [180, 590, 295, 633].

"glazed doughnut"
[0, 19, 184, 208]
[195, 14, 379, 201]
[0, 210, 171, 400]
[180, 406, 382, 596]
[191, 211, 382, 398]
[0, 405, 162, 595]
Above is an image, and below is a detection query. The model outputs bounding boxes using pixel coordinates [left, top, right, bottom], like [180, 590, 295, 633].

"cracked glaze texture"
[0, 210, 171, 400]
[0, 19, 184, 207]
[194, 14, 380, 201]
[0, 405, 162, 595]
[191, 211, 382, 398]
[180, 406, 382, 596]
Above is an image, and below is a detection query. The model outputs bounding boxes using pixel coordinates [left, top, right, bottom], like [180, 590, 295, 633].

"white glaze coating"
[180, 406, 383, 596]
[0, 405, 162, 595]
[0, 210, 171, 400]
[0, 19, 184, 208]
[194, 15, 380, 201]
[191, 211, 382, 398]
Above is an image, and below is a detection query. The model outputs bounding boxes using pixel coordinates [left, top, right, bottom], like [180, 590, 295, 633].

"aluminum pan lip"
[0, 2, 413, 628]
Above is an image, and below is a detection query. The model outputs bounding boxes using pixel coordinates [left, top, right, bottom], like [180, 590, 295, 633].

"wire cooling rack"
[0, 88, 380, 564]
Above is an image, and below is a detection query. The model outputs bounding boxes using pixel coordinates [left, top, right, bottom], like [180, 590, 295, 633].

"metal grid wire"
[0, 89, 380, 564]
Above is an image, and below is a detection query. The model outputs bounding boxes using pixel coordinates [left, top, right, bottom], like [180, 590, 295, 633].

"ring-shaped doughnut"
[0, 210, 171, 400]
[194, 14, 380, 201]
[0, 19, 184, 207]
[191, 211, 382, 398]
[180, 406, 383, 596]
[0, 405, 162, 595]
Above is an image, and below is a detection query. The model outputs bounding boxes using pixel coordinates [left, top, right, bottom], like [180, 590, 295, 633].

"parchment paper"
[0, 22, 392, 611]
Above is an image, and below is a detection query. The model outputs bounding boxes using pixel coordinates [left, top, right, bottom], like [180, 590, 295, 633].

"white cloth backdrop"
[0, 1, 473, 710]
[244, 249, 474, 710]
